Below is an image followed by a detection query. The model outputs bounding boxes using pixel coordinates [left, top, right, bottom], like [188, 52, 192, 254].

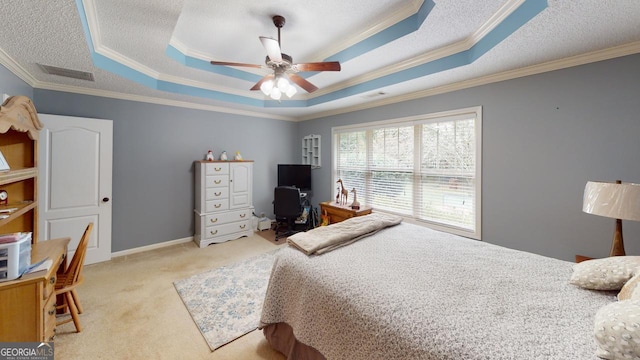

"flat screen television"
[277, 164, 312, 191]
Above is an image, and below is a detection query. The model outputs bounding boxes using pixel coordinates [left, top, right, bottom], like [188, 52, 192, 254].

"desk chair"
[273, 186, 303, 241]
[55, 222, 93, 332]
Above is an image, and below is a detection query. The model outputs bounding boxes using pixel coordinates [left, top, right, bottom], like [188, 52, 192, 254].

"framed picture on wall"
[0, 150, 9, 171]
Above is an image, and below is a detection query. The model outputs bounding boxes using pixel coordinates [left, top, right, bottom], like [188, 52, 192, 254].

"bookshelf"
[302, 134, 321, 168]
[0, 96, 43, 243]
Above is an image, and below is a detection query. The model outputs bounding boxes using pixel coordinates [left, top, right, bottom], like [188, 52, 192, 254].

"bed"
[259, 217, 616, 360]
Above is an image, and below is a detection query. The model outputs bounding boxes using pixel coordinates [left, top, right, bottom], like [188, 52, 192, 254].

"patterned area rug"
[173, 249, 280, 351]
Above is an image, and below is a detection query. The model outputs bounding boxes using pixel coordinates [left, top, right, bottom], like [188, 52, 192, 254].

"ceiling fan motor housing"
[265, 53, 293, 70]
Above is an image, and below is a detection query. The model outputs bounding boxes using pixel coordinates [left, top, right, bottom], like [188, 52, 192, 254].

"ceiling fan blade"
[287, 73, 318, 93]
[294, 61, 341, 72]
[250, 74, 275, 91]
[259, 36, 283, 63]
[210, 60, 262, 69]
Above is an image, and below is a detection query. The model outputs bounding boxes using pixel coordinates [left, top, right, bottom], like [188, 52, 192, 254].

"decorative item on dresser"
[194, 160, 254, 247]
[336, 179, 348, 205]
[350, 188, 360, 210]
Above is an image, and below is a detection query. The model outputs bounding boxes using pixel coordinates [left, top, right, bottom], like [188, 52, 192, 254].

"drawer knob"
[240, 214, 246, 218]
[214, 180, 222, 184]
[215, 167, 222, 171]
[210, 230, 218, 235]
[210, 218, 218, 223]
[240, 225, 246, 229]
[49, 277, 56, 284]
[214, 204, 221, 208]
[215, 192, 221, 196]
[49, 335, 56, 341]
[48, 309, 55, 316]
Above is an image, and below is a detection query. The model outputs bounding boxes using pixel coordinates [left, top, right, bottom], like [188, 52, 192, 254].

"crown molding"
[33, 81, 295, 121]
[310, 0, 527, 98]
[94, 45, 161, 78]
[157, 73, 263, 98]
[0, 47, 38, 87]
[81, 0, 101, 50]
[309, 0, 424, 62]
[299, 41, 640, 121]
[471, 0, 526, 44]
[169, 37, 231, 65]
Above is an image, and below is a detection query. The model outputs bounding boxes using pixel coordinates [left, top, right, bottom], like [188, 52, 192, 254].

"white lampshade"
[276, 76, 290, 92]
[260, 79, 274, 96]
[270, 87, 282, 100]
[285, 85, 297, 98]
[583, 181, 640, 221]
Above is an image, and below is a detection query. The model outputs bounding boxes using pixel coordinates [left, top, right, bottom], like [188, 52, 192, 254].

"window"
[332, 107, 481, 239]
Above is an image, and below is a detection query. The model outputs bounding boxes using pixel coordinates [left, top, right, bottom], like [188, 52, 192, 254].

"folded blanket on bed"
[287, 212, 402, 255]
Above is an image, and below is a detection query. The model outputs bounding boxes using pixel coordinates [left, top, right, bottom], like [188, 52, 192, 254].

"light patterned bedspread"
[259, 222, 615, 360]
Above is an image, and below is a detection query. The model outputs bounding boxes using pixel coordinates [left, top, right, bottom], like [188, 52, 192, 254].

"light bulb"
[276, 76, 290, 92]
[260, 79, 274, 95]
[270, 87, 282, 100]
[285, 85, 297, 98]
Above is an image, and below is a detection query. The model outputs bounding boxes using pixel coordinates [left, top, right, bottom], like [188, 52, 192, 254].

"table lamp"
[583, 180, 640, 256]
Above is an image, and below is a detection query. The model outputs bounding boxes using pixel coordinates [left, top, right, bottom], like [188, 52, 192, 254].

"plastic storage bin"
[0, 233, 32, 281]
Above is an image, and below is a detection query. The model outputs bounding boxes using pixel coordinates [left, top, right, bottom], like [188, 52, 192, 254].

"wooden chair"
[55, 223, 93, 332]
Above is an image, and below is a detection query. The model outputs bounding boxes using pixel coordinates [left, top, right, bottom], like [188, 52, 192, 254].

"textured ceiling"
[0, 0, 639, 121]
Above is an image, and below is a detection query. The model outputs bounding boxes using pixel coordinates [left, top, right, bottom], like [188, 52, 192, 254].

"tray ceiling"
[0, 0, 639, 121]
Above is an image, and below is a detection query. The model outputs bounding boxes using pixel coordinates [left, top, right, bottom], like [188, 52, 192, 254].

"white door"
[38, 114, 113, 264]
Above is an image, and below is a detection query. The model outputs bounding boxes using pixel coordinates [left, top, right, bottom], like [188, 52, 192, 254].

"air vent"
[38, 64, 95, 81]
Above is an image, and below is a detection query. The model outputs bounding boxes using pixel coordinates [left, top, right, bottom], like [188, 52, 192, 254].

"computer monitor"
[277, 164, 312, 191]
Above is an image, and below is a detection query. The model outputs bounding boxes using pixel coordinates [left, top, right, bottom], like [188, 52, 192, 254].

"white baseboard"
[111, 236, 194, 258]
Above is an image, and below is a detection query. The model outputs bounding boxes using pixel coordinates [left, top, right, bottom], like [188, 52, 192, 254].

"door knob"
[102, 197, 110, 202]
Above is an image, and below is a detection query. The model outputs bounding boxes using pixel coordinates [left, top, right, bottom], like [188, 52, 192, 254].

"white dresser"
[194, 160, 254, 247]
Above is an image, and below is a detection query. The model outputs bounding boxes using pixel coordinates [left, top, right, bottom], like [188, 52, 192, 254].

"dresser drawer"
[205, 199, 229, 212]
[205, 187, 229, 201]
[203, 219, 252, 240]
[43, 294, 57, 341]
[43, 272, 57, 300]
[205, 175, 228, 188]
[205, 163, 229, 175]
[203, 209, 252, 226]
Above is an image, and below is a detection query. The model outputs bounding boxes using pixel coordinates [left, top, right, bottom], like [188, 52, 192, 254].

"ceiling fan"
[210, 15, 341, 100]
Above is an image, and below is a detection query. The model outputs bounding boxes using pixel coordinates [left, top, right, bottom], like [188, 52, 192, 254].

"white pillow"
[619, 273, 640, 301]
[594, 300, 640, 359]
[570, 256, 640, 291]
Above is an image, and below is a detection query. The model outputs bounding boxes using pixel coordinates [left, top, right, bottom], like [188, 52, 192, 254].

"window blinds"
[333, 108, 481, 238]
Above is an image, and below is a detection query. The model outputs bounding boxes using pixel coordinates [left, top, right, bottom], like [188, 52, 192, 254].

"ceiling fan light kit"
[260, 74, 297, 100]
[209, 15, 341, 99]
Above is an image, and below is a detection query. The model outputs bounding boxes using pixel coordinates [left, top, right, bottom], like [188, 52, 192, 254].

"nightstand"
[319, 201, 372, 224]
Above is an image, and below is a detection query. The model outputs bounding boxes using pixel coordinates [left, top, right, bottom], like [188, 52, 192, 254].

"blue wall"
[32, 90, 298, 252]
[3, 53, 640, 261]
[0, 65, 33, 100]
[298, 53, 640, 261]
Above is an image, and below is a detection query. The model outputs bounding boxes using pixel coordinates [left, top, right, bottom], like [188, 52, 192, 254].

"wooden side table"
[319, 201, 372, 224]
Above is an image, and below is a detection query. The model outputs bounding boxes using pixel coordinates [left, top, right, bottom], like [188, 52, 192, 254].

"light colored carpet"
[256, 229, 278, 244]
[53, 233, 287, 360]
[174, 249, 280, 351]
